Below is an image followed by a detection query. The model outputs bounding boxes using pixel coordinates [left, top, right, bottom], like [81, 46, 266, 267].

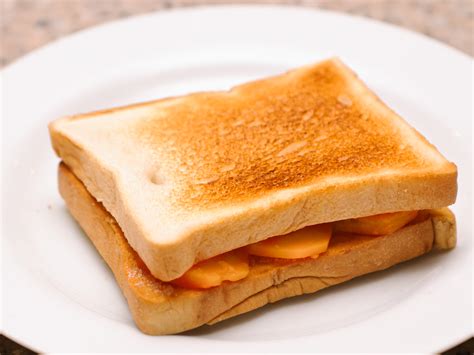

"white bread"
[58, 164, 455, 334]
[49, 58, 457, 281]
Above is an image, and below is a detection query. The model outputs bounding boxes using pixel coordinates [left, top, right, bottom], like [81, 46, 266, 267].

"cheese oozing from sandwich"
[247, 223, 332, 259]
[333, 211, 419, 235]
[169, 211, 419, 289]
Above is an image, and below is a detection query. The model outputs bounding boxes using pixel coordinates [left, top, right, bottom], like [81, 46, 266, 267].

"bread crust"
[58, 164, 455, 335]
[50, 58, 457, 281]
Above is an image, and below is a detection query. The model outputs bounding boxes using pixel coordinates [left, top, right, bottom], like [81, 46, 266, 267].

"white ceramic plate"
[2, 5, 472, 353]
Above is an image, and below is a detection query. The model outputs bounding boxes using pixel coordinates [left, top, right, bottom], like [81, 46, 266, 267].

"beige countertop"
[1, 0, 473, 68]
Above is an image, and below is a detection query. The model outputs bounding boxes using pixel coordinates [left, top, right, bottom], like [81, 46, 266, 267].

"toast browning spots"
[49, 58, 457, 282]
[51, 56, 458, 334]
[133, 60, 437, 207]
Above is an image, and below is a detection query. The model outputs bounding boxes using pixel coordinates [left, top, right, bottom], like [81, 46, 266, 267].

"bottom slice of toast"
[58, 163, 456, 335]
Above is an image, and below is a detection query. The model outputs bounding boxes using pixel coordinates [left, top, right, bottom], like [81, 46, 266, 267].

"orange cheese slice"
[247, 223, 332, 259]
[170, 249, 249, 289]
[334, 211, 418, 235]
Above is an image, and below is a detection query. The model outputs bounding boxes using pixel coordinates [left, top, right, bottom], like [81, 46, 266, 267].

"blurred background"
[1, 0, 472, 353]
[1, 0, 472, 68]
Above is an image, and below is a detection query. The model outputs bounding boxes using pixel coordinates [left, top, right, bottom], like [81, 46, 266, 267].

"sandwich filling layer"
[58, 163, 455, 334]
[171, 210, 424, 289]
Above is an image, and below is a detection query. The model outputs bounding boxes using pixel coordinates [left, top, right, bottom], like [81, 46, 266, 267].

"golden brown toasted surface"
[131, 60, 435, 207]
[50, 58, 457, 282]
[58, 164, 456, 334]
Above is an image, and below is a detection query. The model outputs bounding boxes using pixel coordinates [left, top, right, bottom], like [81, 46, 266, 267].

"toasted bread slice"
[50, 58, 457, 281]
[58, 164, 455, 334]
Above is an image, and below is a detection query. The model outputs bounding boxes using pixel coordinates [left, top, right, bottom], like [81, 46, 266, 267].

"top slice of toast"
[49, 58, 457, 281]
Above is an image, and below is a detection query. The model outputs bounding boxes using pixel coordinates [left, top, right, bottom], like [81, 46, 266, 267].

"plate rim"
[2, 4, 472, 75]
